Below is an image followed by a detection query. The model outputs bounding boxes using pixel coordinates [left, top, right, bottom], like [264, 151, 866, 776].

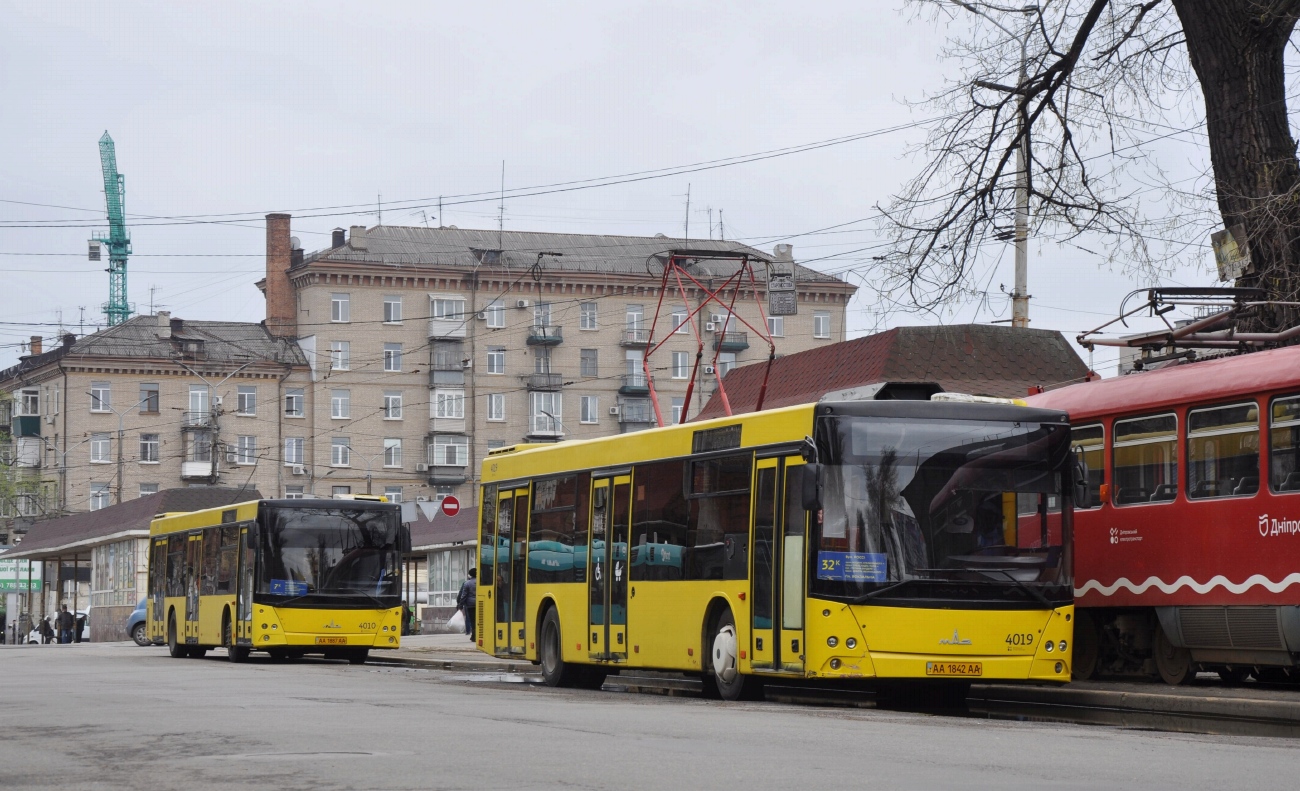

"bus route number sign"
[817, 551, 887, 582]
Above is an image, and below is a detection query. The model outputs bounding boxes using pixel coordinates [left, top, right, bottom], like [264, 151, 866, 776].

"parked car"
[127, 599, 149, 646]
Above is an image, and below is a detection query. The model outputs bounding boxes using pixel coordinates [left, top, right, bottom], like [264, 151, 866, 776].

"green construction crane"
[90, 131, 133, 325]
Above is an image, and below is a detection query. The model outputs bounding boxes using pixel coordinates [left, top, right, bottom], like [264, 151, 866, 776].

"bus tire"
[1071, 610, 1100, 681]
[166, 612, 186, 659]
[708, 608, 750, 701]
[224, 615, 249, 663]
[187, 647, 208, 659]
[347, 648, 370, 665]
[540, 607, 580, 688]
[1153, 622, 1196, 685]
[574, 668, 608, 690]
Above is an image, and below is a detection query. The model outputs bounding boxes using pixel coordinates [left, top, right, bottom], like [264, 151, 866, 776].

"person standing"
[455, 568, 477, 642]
[57, 605, 74, 645]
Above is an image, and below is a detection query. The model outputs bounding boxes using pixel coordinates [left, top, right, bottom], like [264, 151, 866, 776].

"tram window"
[1113, 413, 1178, 505]
[1071, 424, 1105, 508]
[529, 474, 585, 584]
[630, 460, 690, 581]
[200, 529, 220, 596]
[1188, 402, 1259, 499]
[1270, 396, 1300, 493]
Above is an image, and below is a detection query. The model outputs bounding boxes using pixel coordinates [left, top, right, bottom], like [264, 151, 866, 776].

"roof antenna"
[498, 161, 505, 251]
[684, 183, 691, 242]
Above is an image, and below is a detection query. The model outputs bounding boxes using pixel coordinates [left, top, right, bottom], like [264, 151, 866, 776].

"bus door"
[149, 537, 166, 641]
[750, 457, 807, 674]
[588, 474, 630, 662]
[493, 486, 529, 656]
[185, 532, 202, 643]
[235, 523, 255, 643]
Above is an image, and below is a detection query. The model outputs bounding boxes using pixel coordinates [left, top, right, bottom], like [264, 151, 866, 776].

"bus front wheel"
[540, 607, 580, 688]
[166, 612, 186, 659]
[706, 608, 754, 701]
[225, 616, 249, 663]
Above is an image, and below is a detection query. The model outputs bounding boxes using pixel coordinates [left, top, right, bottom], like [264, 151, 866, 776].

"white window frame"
[383, 295, 403, 324]
[813, 311, 831, 339]
[487, 393, 505, 422]
[672, 351, 690, 379]
[383, 486, 403, 503]
[672, 397, 685, 425]
[331, 293, 350, 323]
[718, 352, 737, 376]
[331, 389, 351, 419]
[767, 316, 784, 337]
[383, 343, 403, 372]
[625, 304, 644, 330]
[383, 438, 403, 468]
[580, 348, 598, 377]
[329, 341, 350, 371]
[236, 385, 257, 416]
[235, 435, 257, 465]
[383, 391, 403, 420]
[434, 389, 465, 419]
[284, 486, 305, 499]
[90, 433, 111, 463]
[139, 483, 159, 498]
[485, 300, 506, 328]
[90, 382, 111, 412]
[284, 388, 304, 418]
[580, 395, 599, 424]
[431, 297, 467, 321]
[18, 388, 40, 416]
[284, 437, 304, 466]
[672, 311, 690, 334]
[139, 433, 160, 464]
[530, 392, 562, 436]
[486, 347, 505, 375]
[580, 302, 598, 330]
[90, 483, 111, 511]
[431, 435, 469, 466]
[331, 438, 351, 467]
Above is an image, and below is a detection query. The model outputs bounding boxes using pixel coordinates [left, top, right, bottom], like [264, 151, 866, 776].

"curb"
[970, 683, 1300, 726]
[372, 654, 539, 674]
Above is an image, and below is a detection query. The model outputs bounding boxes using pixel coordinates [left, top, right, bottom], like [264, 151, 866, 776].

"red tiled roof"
[2, 487, 263, 559]
[697, 324, 1089, 420]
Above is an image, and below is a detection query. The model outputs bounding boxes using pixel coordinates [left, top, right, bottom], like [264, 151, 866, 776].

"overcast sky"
[0, 2, 1233, 375]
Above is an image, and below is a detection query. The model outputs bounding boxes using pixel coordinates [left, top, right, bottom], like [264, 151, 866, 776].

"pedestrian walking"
[39, 615, 53, 644]
[455, 567, 477, 642]
[57, 605, 74, 645]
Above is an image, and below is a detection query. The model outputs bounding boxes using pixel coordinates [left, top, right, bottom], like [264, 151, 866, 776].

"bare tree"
[878, 0, 1300, 330]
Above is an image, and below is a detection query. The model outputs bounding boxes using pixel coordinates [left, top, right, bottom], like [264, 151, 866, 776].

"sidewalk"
[385, 633, 537, 673]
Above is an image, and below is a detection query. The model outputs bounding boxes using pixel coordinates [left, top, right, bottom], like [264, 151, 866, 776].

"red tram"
[1027, 346, 1300, 684]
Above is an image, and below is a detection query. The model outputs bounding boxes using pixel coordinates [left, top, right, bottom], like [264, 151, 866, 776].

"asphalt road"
[1, 642, 1298, 790]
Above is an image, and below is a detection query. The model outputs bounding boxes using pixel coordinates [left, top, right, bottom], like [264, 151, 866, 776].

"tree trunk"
[1172, 0, 1300, 330]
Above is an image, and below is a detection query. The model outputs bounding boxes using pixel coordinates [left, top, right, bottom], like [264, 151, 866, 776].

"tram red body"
[1027, 346, 1300, 611]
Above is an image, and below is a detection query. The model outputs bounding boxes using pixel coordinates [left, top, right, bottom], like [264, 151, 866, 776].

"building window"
[285, 388, 304, 418]
[331, 389, 350, 419]
[534, 347, 552, 374]
[534, 302, 552, 327]
[431, 435, 469, 466]
[813, 311, 831, 339]
[487, 393, 505, 421]
[331, 438, 351, 467]
[383, 391, 403, 419]
[580, 348, 598, 377]
[383, 343, 403, 372]
[284, 486, 305, 499]
[718, 352, 737, 376]
[236, 385, 256, 416]
[139, 383, 159, 414]
[384, 295, 403, 323]
[18, 388, 39, 416]
[767, 316, 784, 337]
[626, 304, 644, 329]
[139, 433, 159, 463]
[90, 433, 111, 463]
[90, 381, 111, 412]
[432, 297, 466, 321]
[672, 351, 690, 379]
[331, 293, 350, 322]
[672, 397, 685, 425]
[90, 483, 111, 511]
[580, 395, 599, 424]
[485, 300, 505, 328]
[672, 310, 690, 334]
[188, 385, 209, 425]
[530, 392, 562, 435]
[331, 485, 351, 497]
[434, 389, 465, 419]
[284, 437, 304, 465]
[330, 341, 350, 371]
[487, 346, 506, 374]
[235, 435, 257, 465]
[580, 302, 598, 330]
[486, 440, 506, 451]
[383, 438, 402, 468]
[139, 483, 159, 498]
[188, 433, 213, 463]
[384, 486, 403, 503]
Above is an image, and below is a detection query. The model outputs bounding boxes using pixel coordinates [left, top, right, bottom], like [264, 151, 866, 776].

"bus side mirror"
[802, 463, 823, 512]
[244, 528, 256, 550]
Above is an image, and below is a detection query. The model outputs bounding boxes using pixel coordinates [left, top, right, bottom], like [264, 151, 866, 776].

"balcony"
[429, 364, 466, 387]
[713, 330, 749, 352]
[618, 373, 652, 395]
[428, 317, 468, 339]
[525, 372, 564, 391]
[617, 399, 655, 427]
[12, 415, 40, 438]
[526, 324, 564, 346]
[619, 328, 650, 347]
[180, 461, 213, 480]
[182, 411, 214, 429]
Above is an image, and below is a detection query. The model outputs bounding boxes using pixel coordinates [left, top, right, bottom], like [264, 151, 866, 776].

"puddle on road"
[441, 673, 541, 684]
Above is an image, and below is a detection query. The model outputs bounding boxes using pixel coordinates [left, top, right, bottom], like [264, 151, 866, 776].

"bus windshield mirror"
[801, 463, 823, 511]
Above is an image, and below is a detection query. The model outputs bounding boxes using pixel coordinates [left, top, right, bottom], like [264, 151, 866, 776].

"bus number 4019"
[1006, 633, 1034, 647]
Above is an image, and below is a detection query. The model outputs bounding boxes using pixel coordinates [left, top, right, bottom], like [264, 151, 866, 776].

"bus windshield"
[257, 506, 402, 607]
[813, 416, 1072, 607]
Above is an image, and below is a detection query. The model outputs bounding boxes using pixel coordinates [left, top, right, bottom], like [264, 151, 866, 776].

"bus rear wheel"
[166, 612, 186, 659]
[346, 648, 370, 665]
[540, 607, 580, 688]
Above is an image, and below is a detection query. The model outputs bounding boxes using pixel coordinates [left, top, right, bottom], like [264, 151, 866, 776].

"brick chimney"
[29, 335, 42, 356]
[265, 213, 296, 337]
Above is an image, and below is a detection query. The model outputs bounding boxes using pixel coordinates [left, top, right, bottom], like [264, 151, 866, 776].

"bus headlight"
[829, 658, 841, 670]
[845, 638, 857, 650]
[1058, 640, 1067, 652]
[1055, 662, 1063, 674]
[1045, 641, 1054, 652]
[827, 636, 838, 648]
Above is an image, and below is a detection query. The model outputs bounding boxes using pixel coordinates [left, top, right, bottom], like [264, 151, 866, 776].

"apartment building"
[262, 215, 856, 506]
[0, 317, 309, 519]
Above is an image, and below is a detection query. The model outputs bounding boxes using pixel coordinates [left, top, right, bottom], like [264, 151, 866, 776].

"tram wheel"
[540, 607, 580, 688]
[1153, 623, 1196, 685]
[166, 612, 186, 659]
[1217, 666, 1250, 684]
[1071, 611, 1100, 681]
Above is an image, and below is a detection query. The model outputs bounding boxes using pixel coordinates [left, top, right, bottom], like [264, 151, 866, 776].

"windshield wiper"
[974, 568, 1055, 608]
[852, 579, 917, 603]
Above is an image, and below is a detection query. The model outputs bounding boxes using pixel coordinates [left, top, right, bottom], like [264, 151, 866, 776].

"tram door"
[493, 486, 529, 656]
[750, 457, 807, 674]
[588, 475, 630, 662]
[184, 532, 202, 643]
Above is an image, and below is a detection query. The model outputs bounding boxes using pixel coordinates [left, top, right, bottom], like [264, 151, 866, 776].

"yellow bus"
[477, 398, 1078, 699]
[147, 498, 408, 664]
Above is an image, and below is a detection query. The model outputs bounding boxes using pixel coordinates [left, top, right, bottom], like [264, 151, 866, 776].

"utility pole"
[1010, 8, 1033, 328]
